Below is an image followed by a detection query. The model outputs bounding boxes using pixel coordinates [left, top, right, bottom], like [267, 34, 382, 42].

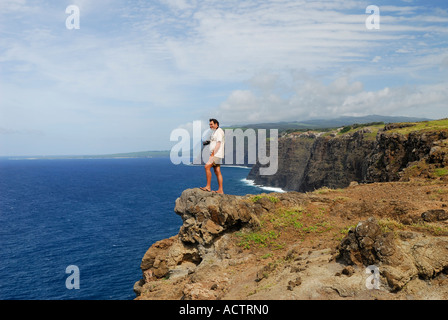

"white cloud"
[340, 82, 448, 117]
[0, 0, 29, 12]
[214, 72, 448, 125]
[381, 5, 419, 14]
[160, 0, 375, 79]
[163, 0, 197, 12]
[0, 0, 447, 155]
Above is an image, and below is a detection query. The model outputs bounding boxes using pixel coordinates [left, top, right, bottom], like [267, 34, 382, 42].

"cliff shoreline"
[248, 120, 448, 192]
[135, 180, 448, 300]
[134, 120, 448, 300]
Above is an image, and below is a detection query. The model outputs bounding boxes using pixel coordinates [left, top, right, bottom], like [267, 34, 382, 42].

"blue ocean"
[0, 157, 279, 300]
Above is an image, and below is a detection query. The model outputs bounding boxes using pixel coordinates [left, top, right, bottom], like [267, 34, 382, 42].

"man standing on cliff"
[200, 118, 225, 194]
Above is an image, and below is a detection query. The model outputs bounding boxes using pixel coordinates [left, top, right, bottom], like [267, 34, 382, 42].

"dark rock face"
[299, 130, 374, 192]
[248, 127, 448, 192]
[247, 135, 314, 191]
[364, 130, 448, 182]
[337, 217, 448, 291]
[248, 129, 375, 192]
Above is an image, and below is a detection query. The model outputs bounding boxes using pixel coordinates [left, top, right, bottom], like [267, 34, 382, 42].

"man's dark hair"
[209, 118, 219, 127]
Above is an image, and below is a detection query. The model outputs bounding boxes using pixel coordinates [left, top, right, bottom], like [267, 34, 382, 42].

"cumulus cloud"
[1, 0, 447, 155]
[214, 72, 448, 125]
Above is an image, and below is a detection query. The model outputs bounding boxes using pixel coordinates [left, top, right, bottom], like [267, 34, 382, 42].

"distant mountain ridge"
[225, 115, 431, 131]
[3, 115, 431, 159]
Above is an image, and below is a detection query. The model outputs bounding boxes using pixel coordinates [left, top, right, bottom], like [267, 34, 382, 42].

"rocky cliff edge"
[248, 119, 448, 192]
[134, 179, 448, 300]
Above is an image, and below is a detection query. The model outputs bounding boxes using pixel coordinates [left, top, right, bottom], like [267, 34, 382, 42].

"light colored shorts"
[211, 156, 222, 167]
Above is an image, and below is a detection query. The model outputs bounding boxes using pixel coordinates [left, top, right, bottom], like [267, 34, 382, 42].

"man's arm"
[208, 141, 221, 164]
[210, 141, 221, 157]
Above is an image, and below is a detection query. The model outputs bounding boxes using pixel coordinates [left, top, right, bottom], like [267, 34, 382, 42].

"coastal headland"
[134, 119, 448, 300]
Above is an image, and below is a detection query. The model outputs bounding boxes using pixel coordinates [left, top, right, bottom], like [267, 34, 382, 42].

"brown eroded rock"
[140, 235, 201, 280]
[421, 209, 448, 222]
[135, 180, 448, 300]
[174, 188, 261, 245]
[337, 217, 448, 291]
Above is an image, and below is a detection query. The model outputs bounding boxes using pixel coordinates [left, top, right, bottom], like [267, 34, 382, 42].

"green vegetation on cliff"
[386, 118, 448, 135]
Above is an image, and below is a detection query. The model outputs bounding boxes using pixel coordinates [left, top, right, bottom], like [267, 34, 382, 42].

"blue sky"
[0, 0, 447, 156]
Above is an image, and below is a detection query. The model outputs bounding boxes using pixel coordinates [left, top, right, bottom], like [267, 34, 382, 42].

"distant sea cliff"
[248, 119, 448, 192]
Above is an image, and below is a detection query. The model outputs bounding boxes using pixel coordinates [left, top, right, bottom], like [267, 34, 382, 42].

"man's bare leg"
[213, 165, 224, 194]
[200, 162, 213, 191]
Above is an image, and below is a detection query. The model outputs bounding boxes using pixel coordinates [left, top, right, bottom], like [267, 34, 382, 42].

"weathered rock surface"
[337, 217, 448, 291]
[135, 182, 448, 300]
[173, 188, 261, 245]
[135, 122, 448, 299]
[247, 135, 314, 191]
[135, 188, 262, 294]
[365, 130, 448, 182]
[421, 209, 448, 222]
[248, 125, 448, 192]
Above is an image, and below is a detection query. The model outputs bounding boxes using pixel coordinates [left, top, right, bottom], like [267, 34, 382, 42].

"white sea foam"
[223, 165, 252, 169]
[241, 178, 286, 193]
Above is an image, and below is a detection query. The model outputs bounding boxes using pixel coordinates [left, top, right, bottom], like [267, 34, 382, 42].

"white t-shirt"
[209, 127, 225, 159]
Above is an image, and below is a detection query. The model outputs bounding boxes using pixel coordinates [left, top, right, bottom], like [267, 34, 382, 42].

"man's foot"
[212, 190, 224, 194]
[200, 187, 211, 192]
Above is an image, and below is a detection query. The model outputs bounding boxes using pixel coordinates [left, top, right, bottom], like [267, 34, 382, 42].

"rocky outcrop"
[135, 183, 448, 300]
[134, 188, 309, 290]
[173, 188, 261, 245]
[364, 129, 448, 182]
[337, 217, 448, 291]
[248, 124, 448, 192]
[135, 189, 266, 295]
